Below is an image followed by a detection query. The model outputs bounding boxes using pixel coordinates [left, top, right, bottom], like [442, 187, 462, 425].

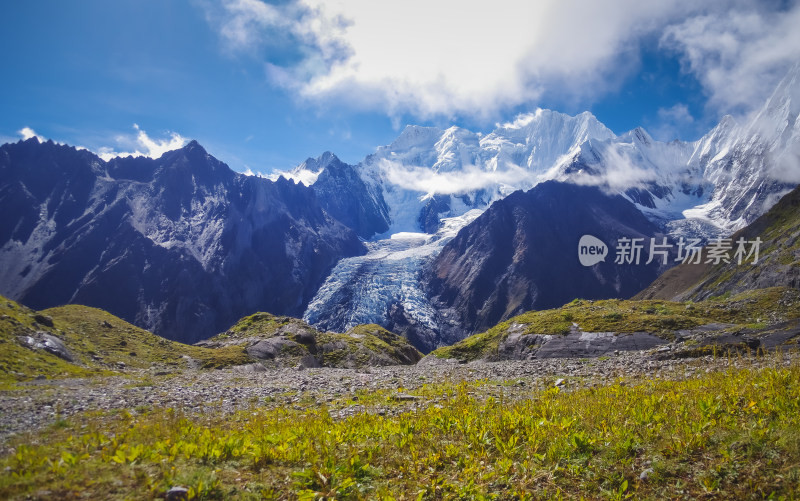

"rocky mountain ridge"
[0, 139, 364, 343]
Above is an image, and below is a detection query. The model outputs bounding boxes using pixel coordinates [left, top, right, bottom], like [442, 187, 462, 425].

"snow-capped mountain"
[2, 66, 797, 351]
[282, 65, 799, 245]
[0, 139, 364, 343]
[361, 110, 618, 237]
[287, 65, 800, 349]
[691, 65, 800, 230]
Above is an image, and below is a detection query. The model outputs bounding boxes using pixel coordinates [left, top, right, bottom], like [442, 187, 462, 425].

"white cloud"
[650, 103, 696, 141]
[204, 0, 800, 126]
[18, 127, 45, 142]
[6, 125, 188, 161]
[243, 166, 270, 177]
[96, 124, 188, 161]
[14, 127, 84, 149]
[268, 167, 321, 185]
[373, 144, 660, 198]
[661, 3, 800, 117]
[378, 158, 537, 196]
[568, 146, 660, 192]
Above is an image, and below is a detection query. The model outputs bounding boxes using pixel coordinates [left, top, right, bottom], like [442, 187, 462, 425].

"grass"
[0, 298, 107, 382]
[210, 314, 422, 368]
[0, 296, 252, 382]
[317, 325, 422, 367]
[214, 312, 288, 341]
[432, 287, 800, 362]
[1, 353, 799, 499]
[1, 297, 420, 382]
[43, 304, 253, 371]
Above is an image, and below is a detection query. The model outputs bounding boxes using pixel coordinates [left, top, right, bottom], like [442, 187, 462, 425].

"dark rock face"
[384, 301, 440, 354]
[425, 181, 668, 344]
[418, 196, 451, 233]
[309, 152, 390, 238]
[0, 139, 365, 343]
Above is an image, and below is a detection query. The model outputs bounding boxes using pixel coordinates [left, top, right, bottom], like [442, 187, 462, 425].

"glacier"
[293, 66, 800, 346]
[303, 210, 483, 334]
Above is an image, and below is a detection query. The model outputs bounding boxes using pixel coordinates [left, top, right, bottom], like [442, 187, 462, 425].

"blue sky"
[1, 0, 798, 174]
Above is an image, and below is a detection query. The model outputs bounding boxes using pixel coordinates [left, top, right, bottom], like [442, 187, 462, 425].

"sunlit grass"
[2, 353, 799, 499]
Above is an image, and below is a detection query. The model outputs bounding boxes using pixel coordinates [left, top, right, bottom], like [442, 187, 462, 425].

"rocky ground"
[3, 349, 797, 452]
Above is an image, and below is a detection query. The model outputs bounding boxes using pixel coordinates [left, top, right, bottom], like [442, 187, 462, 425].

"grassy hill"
[430, 287, 800, 363]
[199, 312, 422, 368]
[0, 296, 421, 382]
[0, 295, 251, 382]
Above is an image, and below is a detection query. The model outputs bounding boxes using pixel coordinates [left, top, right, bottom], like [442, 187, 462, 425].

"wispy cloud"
[650, 103, 696, 141]
[374, 146, 663, 198]
[201, 0, 798, 123]
[96, 124, 188, 161]
[18, 127, 46, 142]
[378, 159, 538, 196]
[243, 166, 268, 177]
[661, 3, 800, 118]
[568, 146, 660, 192]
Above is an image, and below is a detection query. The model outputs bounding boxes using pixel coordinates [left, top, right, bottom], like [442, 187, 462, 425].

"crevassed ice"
[303, 210, 483, 332]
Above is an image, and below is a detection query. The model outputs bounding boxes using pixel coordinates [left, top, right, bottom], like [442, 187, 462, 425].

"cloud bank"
[204, 0, 800, 121]
[569, 147, 661, 192]
[379, 159, 538, 196]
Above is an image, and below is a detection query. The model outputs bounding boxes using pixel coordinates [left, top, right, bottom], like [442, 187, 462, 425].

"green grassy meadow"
[2, 353, 799, 500]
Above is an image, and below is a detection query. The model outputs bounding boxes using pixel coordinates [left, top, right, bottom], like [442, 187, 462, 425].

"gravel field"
[3, 350, 797, 449]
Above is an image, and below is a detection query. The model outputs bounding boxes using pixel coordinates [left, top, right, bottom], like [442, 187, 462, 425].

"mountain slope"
[293, 152, 390, 238]
[424, 181, 668, 347]
[693, 64, 800, 229]
[636, 182, 800, 301]
[0, 139, 365, 343]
